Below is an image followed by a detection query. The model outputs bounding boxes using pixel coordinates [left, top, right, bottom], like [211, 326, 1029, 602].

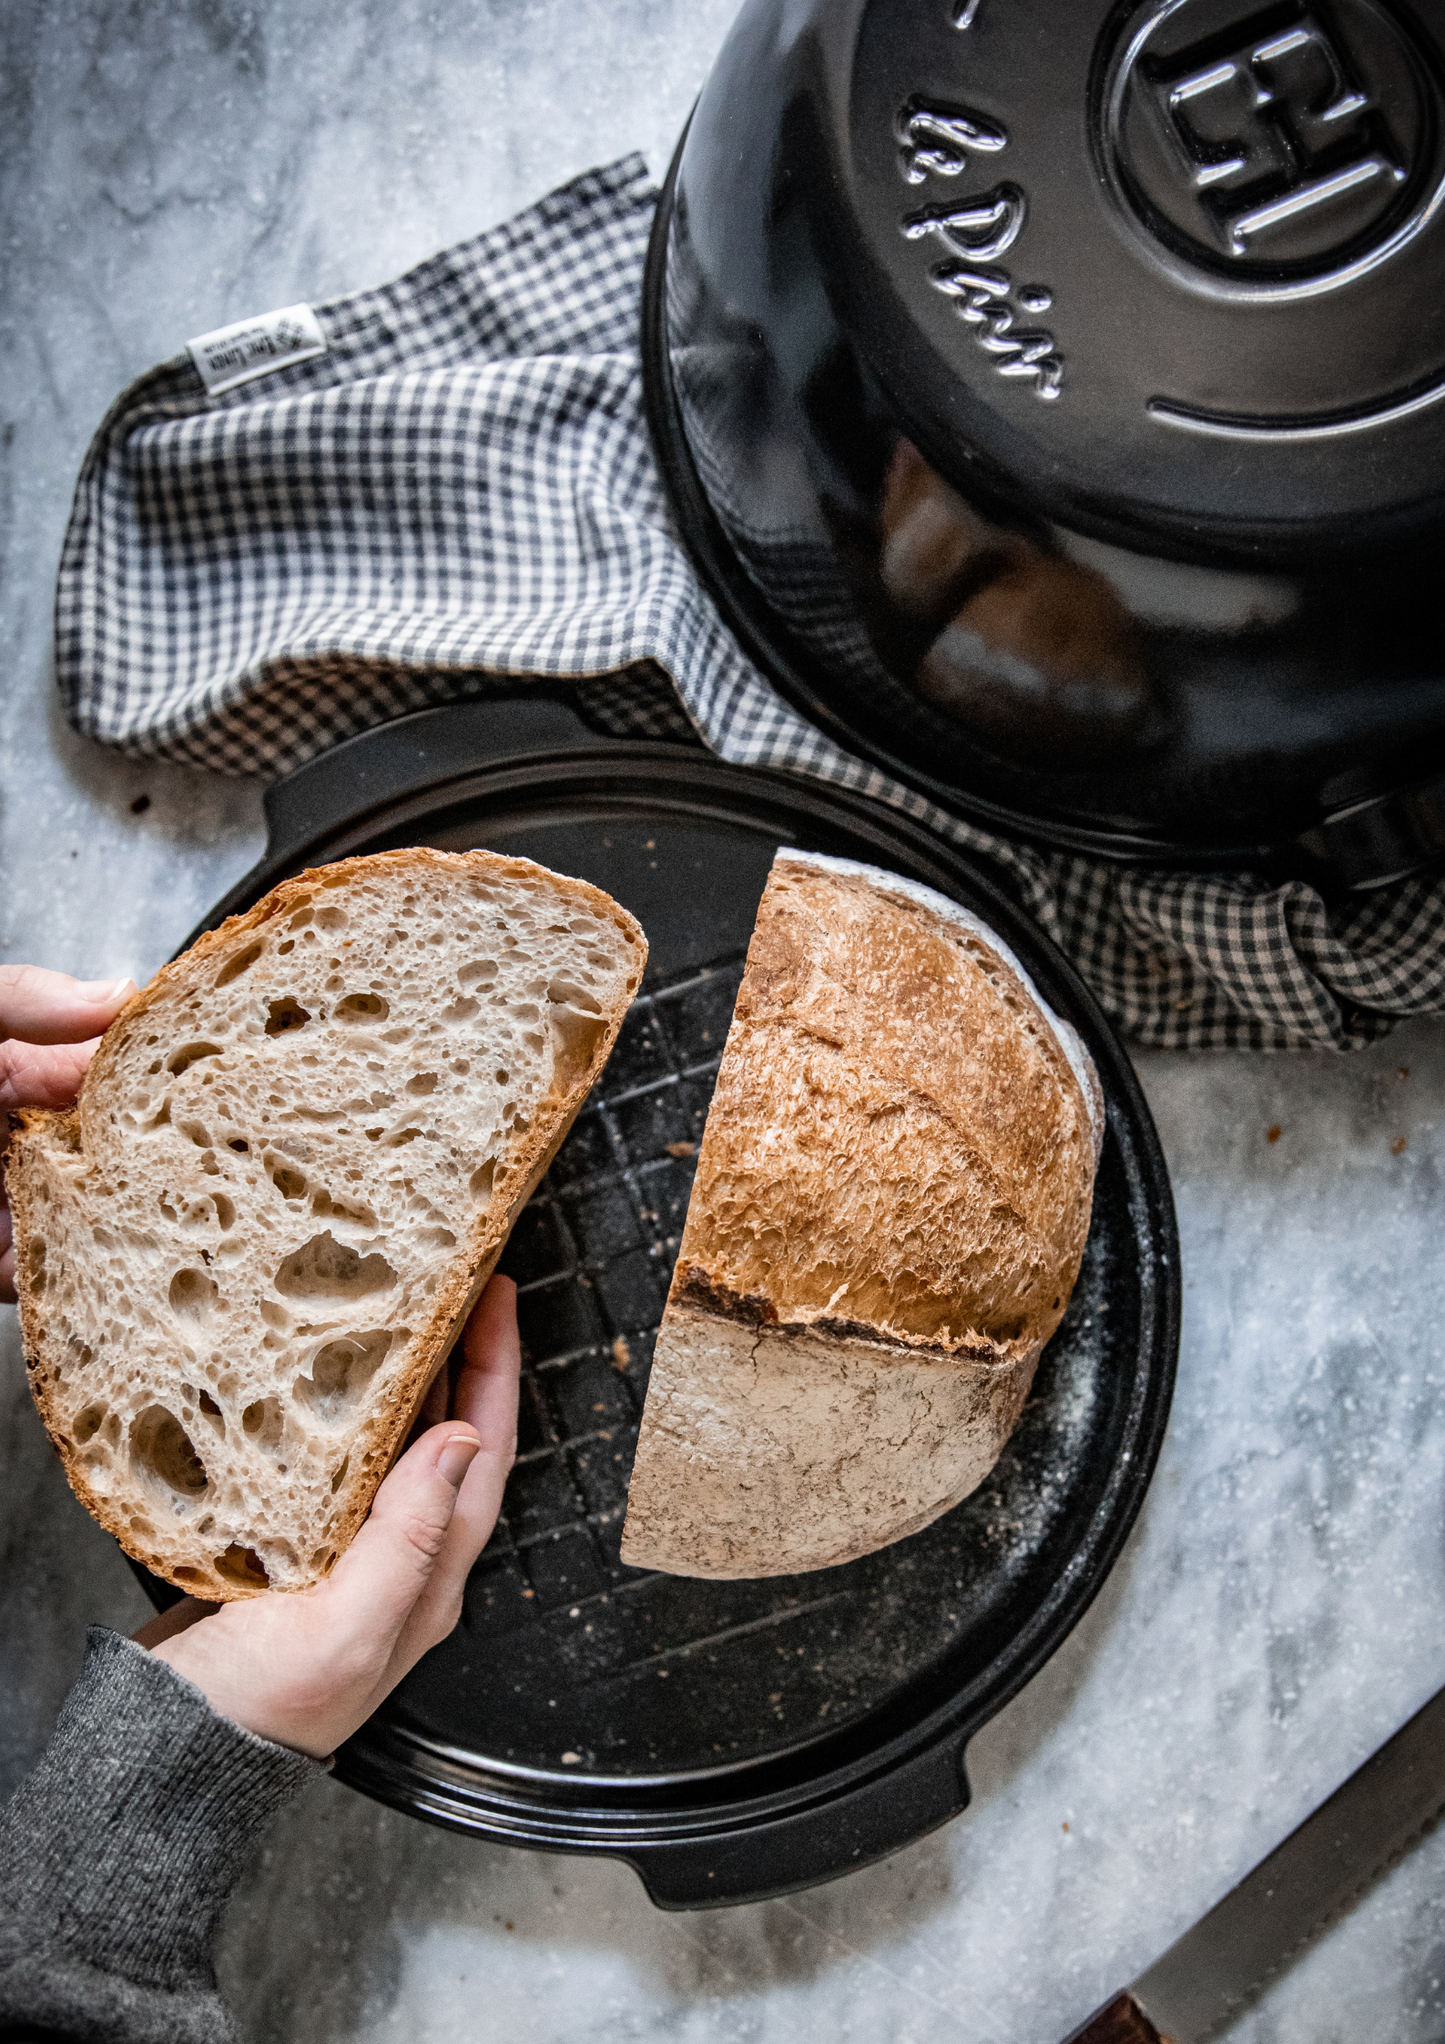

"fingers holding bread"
[1, 1037, 109, 1114]
[327, 1422, 483, 1640]
[329, 1273, 521, 1661]
[1, 1037, 104, 1302]
[150, 1413, 485, 1760]
[390, 1273, 522, 1665]
[141, 1281, 520, 1759]
[0, 965, 135, 1047]
[1, 969, 137, 1302]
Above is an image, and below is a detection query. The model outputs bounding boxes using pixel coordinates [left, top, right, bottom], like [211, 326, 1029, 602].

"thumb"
[323, 1425, 481, 1648]
[0, 965, 137, 1045]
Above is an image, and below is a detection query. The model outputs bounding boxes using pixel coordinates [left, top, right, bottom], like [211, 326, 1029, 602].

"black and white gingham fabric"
[54, 156, 1445, 1053]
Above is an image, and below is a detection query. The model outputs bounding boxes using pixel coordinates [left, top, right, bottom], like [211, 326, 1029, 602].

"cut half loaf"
[619, 849, 1101, 1579]
[9, 848, 645, 1599]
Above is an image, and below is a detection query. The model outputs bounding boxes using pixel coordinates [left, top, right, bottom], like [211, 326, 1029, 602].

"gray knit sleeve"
[0, 1626, 321, 2044]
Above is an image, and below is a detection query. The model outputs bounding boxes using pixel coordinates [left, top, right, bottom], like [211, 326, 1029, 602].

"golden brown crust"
[10, 847, 646, 1598]
[677, 854, 1096, 1361]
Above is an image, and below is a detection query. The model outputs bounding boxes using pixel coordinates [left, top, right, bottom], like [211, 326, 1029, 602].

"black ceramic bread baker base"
[133, 692, 1178, 1908]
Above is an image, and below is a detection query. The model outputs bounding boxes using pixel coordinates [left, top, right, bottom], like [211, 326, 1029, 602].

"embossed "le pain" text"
[895, 99, 1063, 401]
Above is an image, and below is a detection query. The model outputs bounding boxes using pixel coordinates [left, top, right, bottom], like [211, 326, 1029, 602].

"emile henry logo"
[1104, 0, 1438, 284]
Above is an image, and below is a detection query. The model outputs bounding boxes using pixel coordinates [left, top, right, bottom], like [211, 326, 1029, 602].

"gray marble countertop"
[3, 4, 1444, 2039]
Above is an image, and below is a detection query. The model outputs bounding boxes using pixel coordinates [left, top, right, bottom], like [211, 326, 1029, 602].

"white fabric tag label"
[187, 303, 327, 396]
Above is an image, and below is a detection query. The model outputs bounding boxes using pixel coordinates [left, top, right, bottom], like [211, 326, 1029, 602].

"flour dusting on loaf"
[9, 848, 645, 1598]
[619, 849, 1100, 1579]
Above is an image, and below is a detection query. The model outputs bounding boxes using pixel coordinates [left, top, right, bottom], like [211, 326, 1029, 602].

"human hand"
[0, 965, 137, 1302]
[136, 1274, 521, 1760]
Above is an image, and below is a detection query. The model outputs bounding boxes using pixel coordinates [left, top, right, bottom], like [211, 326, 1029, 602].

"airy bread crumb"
[9, 847, 645, 1599]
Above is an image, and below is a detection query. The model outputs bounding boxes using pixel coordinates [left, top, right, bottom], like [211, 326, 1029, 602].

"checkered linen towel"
[54, 155, 1445, 1052]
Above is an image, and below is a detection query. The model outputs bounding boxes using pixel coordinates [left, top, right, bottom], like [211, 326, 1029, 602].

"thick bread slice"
[619, 849, 1100, 1579]
[8, 848, 645, 1599]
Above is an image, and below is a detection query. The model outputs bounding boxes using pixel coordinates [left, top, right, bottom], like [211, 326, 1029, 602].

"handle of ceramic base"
[188, 693, 665, 946]
[630, 1735, 972, 1909]
[1060, 1991, 1168, 2044]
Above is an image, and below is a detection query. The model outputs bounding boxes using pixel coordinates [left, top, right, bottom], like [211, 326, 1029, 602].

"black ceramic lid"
[843, 0, 1445, 563]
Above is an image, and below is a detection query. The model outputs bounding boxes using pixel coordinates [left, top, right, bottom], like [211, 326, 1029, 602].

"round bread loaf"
[619, 849, 1101, 1578]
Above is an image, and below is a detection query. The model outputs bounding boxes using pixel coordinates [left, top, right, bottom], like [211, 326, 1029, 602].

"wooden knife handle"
[1060, 1991, 1168, 2044]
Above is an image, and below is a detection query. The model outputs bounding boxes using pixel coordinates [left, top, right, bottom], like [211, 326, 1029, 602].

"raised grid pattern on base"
[472, 950, 745, 1628]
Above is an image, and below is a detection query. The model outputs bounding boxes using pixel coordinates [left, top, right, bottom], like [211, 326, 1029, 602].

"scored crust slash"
[7, 848, 646, 1600]
[619, 849, 1103, 1579]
